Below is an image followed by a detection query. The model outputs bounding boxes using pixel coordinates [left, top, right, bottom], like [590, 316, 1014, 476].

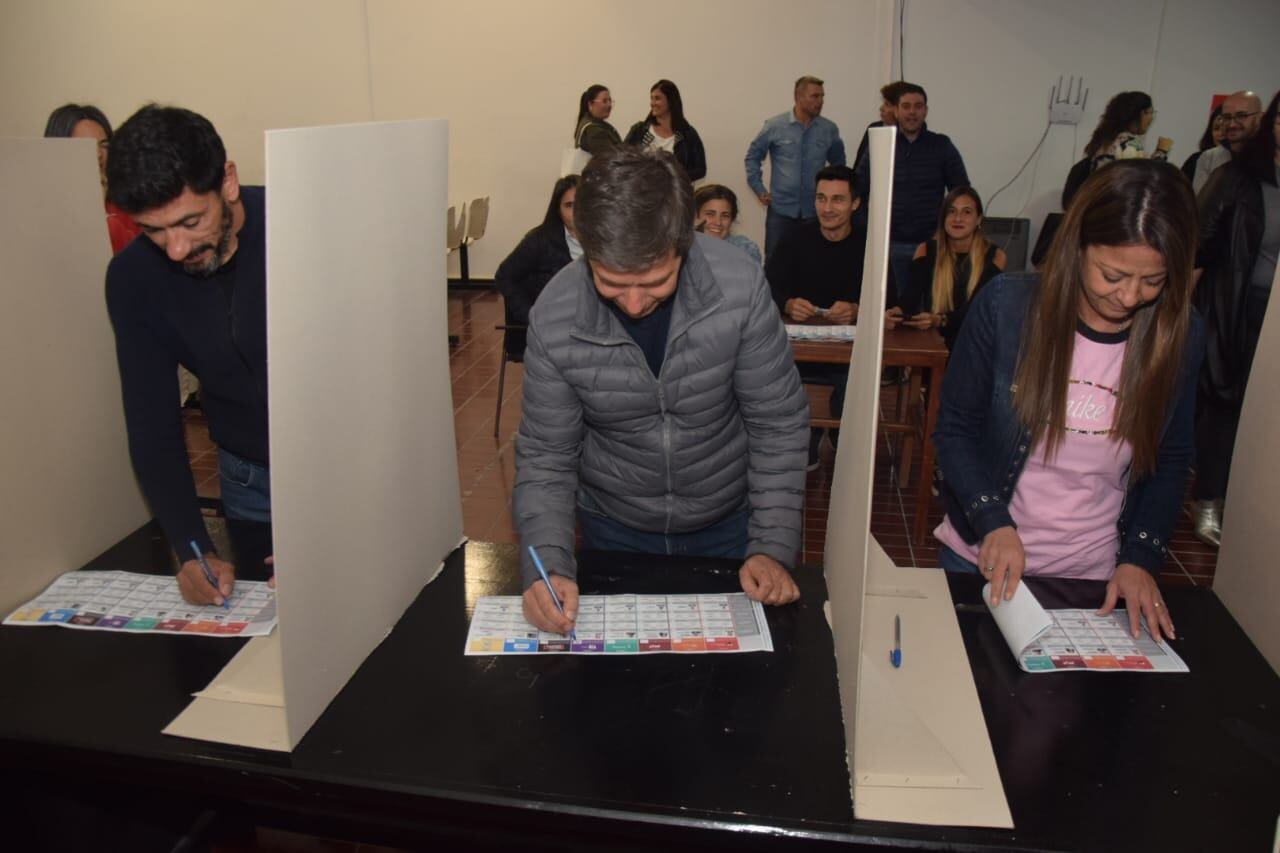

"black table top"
[1, 521, 1277, 852]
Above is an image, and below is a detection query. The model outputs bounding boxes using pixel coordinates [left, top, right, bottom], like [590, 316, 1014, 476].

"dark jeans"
[578, 506, 749, 560]
[764, 207, 813, 260]
[218, 447, 272, 522]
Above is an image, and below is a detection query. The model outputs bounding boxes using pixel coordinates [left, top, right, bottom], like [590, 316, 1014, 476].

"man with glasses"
[1193, 91, 1263, 194]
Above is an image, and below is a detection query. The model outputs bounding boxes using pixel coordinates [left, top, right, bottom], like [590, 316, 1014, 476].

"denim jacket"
[744, 111, 846, 219]
[933, 273, 1205, 575]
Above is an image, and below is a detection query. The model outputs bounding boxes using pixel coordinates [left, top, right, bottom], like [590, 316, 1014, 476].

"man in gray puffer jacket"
[514, 146, 811, 634]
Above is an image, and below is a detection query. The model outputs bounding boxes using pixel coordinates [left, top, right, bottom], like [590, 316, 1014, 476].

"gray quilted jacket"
[513, 233, 809, 588]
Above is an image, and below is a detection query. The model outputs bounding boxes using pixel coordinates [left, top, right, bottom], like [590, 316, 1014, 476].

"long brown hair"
[931, 186, 991, 314]
[1013, 159, 1196, 478]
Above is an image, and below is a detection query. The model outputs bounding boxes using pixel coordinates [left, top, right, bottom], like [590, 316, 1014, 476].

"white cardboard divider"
[824, 127, 1012, 828]
[0, 139, 150, 614]
[1214, 261, 1280, 676]
[166, 119, 463, 750]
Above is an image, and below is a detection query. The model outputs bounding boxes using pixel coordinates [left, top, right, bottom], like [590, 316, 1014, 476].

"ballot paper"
[464, 593, 773, 655]
[984, 582, 1187, 673]
[786, 324, 856, 341]
[4, 570, 277, 637]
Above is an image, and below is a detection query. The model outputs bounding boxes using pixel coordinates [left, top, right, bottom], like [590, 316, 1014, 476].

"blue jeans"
[937, 544, 981, 574]
[889, 241, 918, 301]
[578, 506, 749, 560]
[764, 207, 813, 261]
[218, 448, 272, 523]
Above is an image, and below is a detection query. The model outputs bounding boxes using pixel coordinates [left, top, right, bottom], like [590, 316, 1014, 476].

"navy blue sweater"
[105, 187, 268, 561]
[855, 125, 969, 244]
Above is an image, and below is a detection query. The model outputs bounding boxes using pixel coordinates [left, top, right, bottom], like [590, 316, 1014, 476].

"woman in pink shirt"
[933, 160, 1203, 643]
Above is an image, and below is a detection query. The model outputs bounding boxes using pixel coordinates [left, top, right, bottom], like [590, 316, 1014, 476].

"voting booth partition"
[0, 124, 464, 752]
[0, 139, 151, 616]
[164, 119, 465, 750]
[821, 127, 1013, 828]
[1214, 260, 1280, 677]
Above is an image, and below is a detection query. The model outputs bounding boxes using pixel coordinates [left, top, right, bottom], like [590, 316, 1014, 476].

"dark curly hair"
[106, 104, 226, 213]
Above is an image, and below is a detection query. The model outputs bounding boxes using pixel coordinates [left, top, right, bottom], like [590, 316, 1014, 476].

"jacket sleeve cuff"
[964, 495, 1016, 540]
[1117, 532, 1167, 576]
[520, 545, 577, 591]
[747, 539, 799, 570]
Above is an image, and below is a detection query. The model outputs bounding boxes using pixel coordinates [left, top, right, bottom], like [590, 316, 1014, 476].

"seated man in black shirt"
[105, 105, 271, 605]
[765, 165, 866, 469]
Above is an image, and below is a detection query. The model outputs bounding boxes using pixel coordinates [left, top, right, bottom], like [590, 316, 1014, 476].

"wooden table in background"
[790, 326, 949, 545]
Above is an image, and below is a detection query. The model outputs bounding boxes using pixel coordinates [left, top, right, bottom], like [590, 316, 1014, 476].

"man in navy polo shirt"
[855, 82, 969, 296]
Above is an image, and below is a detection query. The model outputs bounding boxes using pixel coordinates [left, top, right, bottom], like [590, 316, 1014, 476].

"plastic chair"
[457, 196, 489, 285]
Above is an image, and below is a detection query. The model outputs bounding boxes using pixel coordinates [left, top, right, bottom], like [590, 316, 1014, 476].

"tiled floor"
[188, 287, 1220, 587]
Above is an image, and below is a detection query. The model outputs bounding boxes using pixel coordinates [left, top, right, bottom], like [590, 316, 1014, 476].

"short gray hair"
[574, 146, 694, 271]
[794, 75, 824, 95]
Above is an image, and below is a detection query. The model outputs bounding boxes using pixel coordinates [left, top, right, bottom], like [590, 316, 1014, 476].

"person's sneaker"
[806, 430, 823, 472]
[1191, 499, 1222, 547]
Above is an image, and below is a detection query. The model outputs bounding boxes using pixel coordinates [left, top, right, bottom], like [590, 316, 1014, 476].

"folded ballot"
[984, 582, 1188, 673]
[786, 324, 856, 342]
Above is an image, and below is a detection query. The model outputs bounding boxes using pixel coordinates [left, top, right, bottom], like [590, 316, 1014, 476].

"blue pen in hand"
[527, 545, 575, 640]
[189, 540, 229, 609]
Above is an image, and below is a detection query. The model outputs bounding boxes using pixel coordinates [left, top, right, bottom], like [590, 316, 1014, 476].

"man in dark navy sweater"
[105, 105, 270, 605]
[854, 82, 969, 298]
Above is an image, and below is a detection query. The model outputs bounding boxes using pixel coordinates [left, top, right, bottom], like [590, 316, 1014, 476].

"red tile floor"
[188, 288, 1220, 588]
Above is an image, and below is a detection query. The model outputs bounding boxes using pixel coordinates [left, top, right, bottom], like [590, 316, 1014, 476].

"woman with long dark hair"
[889, 186, 1006, 350]
[493, 175, 581, 358]
[934, 159, 1203, 643]
[1085, 91, 1171, 166]
[574, 85, 621, 156]
[1181, 104, 1226, 183]
[44, 103, 141, 253]
[624, 79, 706, 181]
[1190, 89, 1280, 546]
[1063, 92, 1171, 207]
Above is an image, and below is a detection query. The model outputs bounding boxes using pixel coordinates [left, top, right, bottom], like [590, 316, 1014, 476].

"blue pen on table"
[890, 614, 902, 668]
[189, 540, 229, 609]
[527, 545, 576, 641]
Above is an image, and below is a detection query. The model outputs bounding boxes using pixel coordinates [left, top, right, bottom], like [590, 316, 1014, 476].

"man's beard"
[182, 199, 235, 277]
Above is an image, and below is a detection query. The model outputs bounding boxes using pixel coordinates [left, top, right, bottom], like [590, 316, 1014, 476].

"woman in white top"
[624, 79, 706, 182]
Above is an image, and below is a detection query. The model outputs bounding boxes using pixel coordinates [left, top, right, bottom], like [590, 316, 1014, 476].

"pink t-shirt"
[937, 328, 1131, 580]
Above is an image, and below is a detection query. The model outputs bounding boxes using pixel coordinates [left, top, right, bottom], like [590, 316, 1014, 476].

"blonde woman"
[887, 186, 1005, 350]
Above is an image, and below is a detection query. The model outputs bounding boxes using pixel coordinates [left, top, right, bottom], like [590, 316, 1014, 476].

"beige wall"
[4, 0, 1278, 277]
[0, 0, 888, 278]
[0, 1, 374, 183]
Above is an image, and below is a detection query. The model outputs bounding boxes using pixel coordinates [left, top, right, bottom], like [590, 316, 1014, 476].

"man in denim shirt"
[745, 75, 847, 259]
